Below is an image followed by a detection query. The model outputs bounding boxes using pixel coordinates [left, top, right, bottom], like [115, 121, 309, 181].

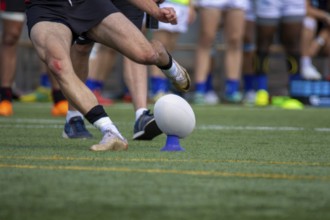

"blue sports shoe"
[62, 116, 93, 139]
[224, 91, 243, 103]
[133, 110, 162, 140]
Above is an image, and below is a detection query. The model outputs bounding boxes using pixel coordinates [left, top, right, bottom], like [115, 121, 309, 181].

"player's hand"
[155, 7, 177, 25]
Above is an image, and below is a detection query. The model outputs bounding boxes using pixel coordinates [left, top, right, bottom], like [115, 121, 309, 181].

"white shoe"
[204, 91, 219, 105]
[90, 130, 128, 151]
[301, 65, 322, 80]
[169, 60, 191, 92]
[243, 90, 256, 105]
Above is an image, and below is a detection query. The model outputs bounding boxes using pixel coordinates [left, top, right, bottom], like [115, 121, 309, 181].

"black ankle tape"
[84, 105, 108, 124]
[158, 52, 173, 70]
[52, 89, 66, 104]
[0, 87, 12, 101]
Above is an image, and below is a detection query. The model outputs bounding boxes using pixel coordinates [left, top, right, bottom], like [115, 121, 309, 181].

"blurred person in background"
[194, 45, 221, 105]
[0, 0, 68, 117]
[0, 0, 26, 116]
[254, 0, 306, 106]
[193, 0, 248, 104]
[300, 0, 330, 80]
[242, 0, 257, 105]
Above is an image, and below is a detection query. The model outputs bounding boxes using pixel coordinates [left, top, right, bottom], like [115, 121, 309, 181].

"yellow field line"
[0, 163, 329, 181]
[0, 155, 329, 167]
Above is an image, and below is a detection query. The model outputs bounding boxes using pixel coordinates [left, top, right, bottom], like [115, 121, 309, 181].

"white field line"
[199, 125, 305, 131]
[0, 118, 330, 132]
[0, 118, 63, 124]
[0, 118, 93, 129]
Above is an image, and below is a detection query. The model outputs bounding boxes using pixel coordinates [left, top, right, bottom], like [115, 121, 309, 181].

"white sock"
[135, 108, 148, 121]
[162, 61, 178, 78]
[66, 110, 84, 122]
[301, 56, 312, 69]
[93, 117, 123, 138]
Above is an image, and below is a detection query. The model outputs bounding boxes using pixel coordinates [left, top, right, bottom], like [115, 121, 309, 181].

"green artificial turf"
[0, 102, 329, 220]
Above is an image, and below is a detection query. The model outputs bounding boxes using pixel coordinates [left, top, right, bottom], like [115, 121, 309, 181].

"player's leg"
[48, 71, 69, 117]
[254, 0, 281, 106]
[254, 22, 277, 106]
[300, 16, 319, 77]
[317, 29, 330, 80]
[281, 20, 304, 80]
[123, 58, 148, 112]
[193, 7, 221, 104]
[150, 30, 180, 101]
[59, 41, 94, 139]
[242, 18, 257, 104]
[280, 0, 307, 100]
[88, 12, 190, 92]
[149, 1, 191, 102]
[30, 22, 127, 151]
[86, 43, 115, 106]
[30, 22, 96, 114]
[223, 8, 246, 103]
[109, 0, 162, 140]
[242, 0, 257, 104]
[310, 28, 330, 57]
[0, 14, 24, 116]
[123, 57, 162, 140]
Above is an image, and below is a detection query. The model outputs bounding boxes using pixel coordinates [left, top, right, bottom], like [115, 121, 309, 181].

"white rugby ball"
[154, 94, 195, 138]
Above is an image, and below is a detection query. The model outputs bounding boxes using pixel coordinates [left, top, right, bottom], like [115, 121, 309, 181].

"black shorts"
[25, 0, 119, 40]
[0, 0, 25, 12]
[112, 0, 143, 29]
[75, 0, 144, 45]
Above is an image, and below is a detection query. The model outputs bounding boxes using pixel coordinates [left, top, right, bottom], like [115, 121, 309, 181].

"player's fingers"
[162, 7, 177, 24]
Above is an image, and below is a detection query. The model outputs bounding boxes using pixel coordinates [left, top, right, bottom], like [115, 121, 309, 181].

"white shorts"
[157, 2, 190, 33]
[0, 11, 25, 21]
[245, 0, 256, 22]
[303, 16, 317, 31]
[194, 0, 248, 11]
[256, 0, 306, 19]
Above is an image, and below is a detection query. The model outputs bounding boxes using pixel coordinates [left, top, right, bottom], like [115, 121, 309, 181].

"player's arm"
[305, 0, 330, 25]
[127, 0, 177, 24]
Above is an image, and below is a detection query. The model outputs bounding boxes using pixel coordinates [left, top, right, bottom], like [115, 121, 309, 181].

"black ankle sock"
[52, 89, 66, 104]
[0, 87, 12, 102]
[84, 105, 108, 124]
[157, 52, 173, 70]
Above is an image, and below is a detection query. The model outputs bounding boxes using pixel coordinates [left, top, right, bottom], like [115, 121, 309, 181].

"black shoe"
[133, 110, 162, 140]
[62, 116, 93, 139]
